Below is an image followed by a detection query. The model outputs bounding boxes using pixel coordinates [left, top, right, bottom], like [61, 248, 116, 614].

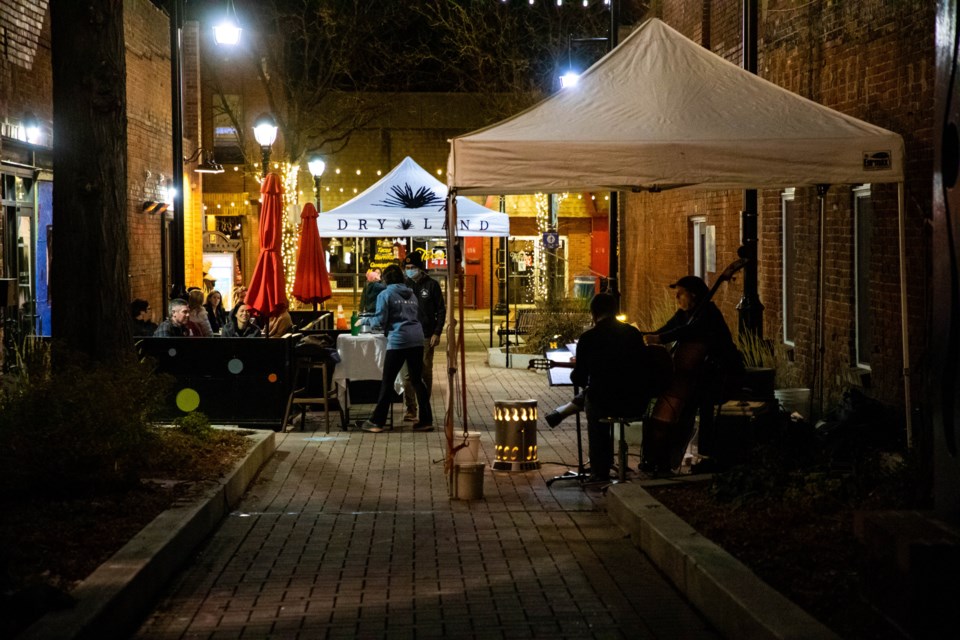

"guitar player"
[643, 273, 745, 474]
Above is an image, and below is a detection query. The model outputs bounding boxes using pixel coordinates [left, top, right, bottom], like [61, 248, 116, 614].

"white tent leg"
[898, 182, 914, 448]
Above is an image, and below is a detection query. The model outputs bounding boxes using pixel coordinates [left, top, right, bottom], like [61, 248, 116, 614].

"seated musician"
[568, 293, 660, 483]
[642, 275, 744, 473]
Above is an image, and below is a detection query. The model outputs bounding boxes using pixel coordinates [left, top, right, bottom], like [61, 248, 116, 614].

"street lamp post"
[253, 113, 278, 177]
[308, 155, 326, 211]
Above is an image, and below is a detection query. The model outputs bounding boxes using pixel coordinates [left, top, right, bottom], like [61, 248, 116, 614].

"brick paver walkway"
[136, 313, 718, 639]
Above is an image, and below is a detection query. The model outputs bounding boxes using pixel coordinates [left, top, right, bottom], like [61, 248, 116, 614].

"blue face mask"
[405, 269, 417, 279]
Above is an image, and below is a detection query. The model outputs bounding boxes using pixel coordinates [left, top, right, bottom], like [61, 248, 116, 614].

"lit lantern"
[492, 399, 540, 471]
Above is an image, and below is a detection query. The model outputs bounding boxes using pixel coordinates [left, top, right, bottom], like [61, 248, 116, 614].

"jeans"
[371, 346, 433, 427]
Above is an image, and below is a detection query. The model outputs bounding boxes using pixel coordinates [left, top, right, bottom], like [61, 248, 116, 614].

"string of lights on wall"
[497, 0, 612, 5]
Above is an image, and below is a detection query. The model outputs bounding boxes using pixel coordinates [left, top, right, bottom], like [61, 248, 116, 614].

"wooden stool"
[283, 357, 344, 432]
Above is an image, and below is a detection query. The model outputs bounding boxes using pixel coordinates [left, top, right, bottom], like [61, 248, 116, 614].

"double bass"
[643, 259, 748, 470]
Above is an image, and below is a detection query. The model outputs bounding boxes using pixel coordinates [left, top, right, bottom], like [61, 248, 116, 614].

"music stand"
[540, 347, 590, 487]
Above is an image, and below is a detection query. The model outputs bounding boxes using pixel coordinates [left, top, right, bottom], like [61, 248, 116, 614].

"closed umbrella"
[291, 202, 332, 310]
[245, 173, 288, 334]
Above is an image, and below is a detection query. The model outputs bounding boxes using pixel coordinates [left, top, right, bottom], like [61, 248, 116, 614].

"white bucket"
[453, 463, 485, 500]
[774, 388, 812, 418]
[453, 432, 482, 465]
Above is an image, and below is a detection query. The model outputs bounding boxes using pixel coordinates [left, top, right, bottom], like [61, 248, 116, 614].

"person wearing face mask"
[400, 251, 445, 425]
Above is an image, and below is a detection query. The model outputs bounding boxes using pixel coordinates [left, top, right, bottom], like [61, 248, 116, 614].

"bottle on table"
[350, 310, 360, 336]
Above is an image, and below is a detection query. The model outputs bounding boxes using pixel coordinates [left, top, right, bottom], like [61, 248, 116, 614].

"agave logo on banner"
[376, 183, 446, 209]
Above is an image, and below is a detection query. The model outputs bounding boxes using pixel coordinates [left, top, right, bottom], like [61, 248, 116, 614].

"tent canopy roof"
[447, 18, 904, 195]
[321, 156, 508, 237]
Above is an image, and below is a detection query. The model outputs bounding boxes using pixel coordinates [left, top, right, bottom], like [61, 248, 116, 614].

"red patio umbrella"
[291, 202, 332, 309]
[245, 173, 288, 333]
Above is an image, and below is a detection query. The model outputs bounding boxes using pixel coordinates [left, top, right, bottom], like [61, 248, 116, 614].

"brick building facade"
[621, 1, 934, 414]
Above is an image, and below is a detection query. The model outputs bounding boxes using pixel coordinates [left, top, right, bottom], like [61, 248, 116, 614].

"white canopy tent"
[444, 18, 912, 443]
[447, 18, 904, 193]
[320, 156, 508, 237]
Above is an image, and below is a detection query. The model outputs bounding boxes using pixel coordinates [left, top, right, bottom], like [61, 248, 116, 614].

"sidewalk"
[134, 311, 720, 639]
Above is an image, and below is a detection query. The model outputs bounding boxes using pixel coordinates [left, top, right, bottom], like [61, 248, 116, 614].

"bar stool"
[599, 415, 644, 483]
[283, 357, 344, 432]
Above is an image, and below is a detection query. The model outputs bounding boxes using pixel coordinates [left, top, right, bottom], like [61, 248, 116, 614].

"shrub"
[174, 411, 214, 440]
[517, 299, 592, 354]
[0, 347, 170, 499]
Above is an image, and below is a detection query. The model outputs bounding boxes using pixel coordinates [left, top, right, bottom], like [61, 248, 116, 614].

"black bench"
[137, 336, 296, 430]
[497, 309, 536, 346]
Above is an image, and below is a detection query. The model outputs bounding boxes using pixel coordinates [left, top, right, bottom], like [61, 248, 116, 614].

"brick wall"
[124, 0, 173, 310]
[623, 0, 935, 412]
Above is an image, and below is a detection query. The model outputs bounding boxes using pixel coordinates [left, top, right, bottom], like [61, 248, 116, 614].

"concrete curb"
[606, 482, 841, 640]
[20, 428, 276, 640]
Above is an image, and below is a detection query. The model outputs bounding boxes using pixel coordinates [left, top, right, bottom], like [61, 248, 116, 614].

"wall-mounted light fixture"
[184, 147, 224, 174]
[22, 112, 42, 145]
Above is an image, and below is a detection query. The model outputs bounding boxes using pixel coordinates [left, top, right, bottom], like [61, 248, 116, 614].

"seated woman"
[186, 288, 214, 337]
[204, 290, 228, 334]
[221, 303, 262, 337]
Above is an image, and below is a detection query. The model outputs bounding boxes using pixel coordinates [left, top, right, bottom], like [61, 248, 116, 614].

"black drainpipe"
[737, 0, 764, 338]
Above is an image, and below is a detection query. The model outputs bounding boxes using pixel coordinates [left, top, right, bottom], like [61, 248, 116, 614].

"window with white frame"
[853, 185, 874, 369]
[691, 217, 707, 280]
[781, 188, 796, 345]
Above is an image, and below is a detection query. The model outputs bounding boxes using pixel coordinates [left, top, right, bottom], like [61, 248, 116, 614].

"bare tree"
[410, 0, 634, 120]
[50, 0, 132, 362]
[209, 0, 424, 170]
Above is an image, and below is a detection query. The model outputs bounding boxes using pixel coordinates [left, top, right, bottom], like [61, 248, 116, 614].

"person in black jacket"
[221, 303, 262, 337]
[130, 299, 158, 336]
[401, 252, 445, 424]
[570, 293, 659, 483]
[204, 290, 228, 334]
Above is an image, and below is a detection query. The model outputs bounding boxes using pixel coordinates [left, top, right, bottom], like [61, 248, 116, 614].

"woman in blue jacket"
[361, 264, 434, 433]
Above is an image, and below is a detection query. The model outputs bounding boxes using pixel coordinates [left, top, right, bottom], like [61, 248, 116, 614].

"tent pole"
[489, 238, 494, 347]
[898, 182, 914, 447]
[444, 192, 459, 492]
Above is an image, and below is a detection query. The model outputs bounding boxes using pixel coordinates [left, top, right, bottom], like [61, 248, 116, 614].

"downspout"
[737, 0, 764, 338]
[607, 0, 621, 305]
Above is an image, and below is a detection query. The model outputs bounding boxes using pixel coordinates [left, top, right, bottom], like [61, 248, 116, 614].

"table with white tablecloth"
[332, 333, 403, 425]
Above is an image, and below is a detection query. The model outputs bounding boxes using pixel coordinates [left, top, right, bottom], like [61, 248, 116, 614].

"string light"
[280, 162, 300, 303]
[355, 169, 361, 175]
[335, 168, 341, 174]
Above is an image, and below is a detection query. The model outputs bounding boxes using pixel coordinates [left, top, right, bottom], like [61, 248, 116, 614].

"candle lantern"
[492, 399, 540, 471]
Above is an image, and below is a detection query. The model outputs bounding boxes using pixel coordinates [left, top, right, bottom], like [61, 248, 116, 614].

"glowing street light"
[213, 0, 242, 45]
[253, 113, 278, 176]
[308, 155, 326, 210]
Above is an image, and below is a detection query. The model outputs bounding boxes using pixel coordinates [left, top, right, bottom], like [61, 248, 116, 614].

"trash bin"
[573, 276, 596, 300]
[492, 399, 540, 471]
[452, 463, 485, 500]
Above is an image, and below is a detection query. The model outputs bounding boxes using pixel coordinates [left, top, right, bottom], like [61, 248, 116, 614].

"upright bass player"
[642, 269, 745, 474]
